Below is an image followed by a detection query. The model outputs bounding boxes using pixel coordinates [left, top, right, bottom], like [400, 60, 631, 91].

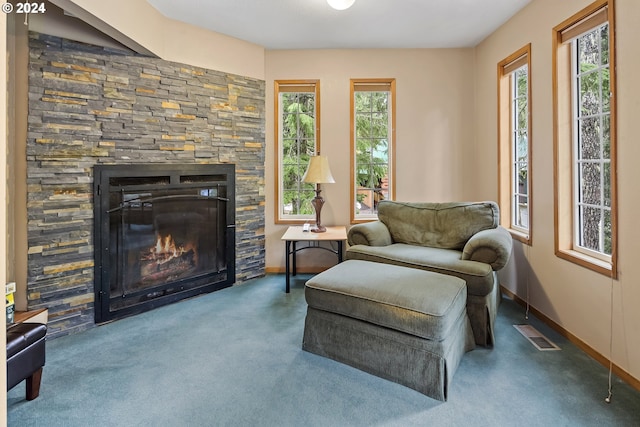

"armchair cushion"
[377, 201, 499, 250]
[346, 244, 495, 297]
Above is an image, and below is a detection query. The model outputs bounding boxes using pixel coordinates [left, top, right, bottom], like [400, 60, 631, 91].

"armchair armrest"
[347, 221, 393, 246]
[461, 226, 513, 270]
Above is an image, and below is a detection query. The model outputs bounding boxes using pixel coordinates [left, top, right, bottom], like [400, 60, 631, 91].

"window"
[350, 79, 395, 222]
[274, 80, 320, 223]
[498, 45, 532, 244]
[553, 0, 617, 277]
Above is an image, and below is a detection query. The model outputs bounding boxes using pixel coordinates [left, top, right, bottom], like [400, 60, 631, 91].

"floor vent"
[513, 324, 560, 351]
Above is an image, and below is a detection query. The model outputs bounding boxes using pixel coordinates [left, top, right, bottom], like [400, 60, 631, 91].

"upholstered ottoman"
[7, 322, 47, 400]
[302, 260, 475, 401]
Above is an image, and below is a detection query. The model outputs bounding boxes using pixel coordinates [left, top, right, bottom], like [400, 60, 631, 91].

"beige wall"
[7, 13, 27, 312]
[475, 0, 640, 382]
[49, 0, 265, 80]
[264, 49, 476, 272]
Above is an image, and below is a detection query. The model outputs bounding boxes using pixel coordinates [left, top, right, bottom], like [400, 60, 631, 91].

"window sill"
[276, 218, 314, 225]
[555, 248, 616, 279]
[508, 228, 531, 245]
[351, 217, 377, 225]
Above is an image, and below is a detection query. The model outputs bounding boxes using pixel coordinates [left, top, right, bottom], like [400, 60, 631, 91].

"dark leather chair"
[6, 322, 46, 400]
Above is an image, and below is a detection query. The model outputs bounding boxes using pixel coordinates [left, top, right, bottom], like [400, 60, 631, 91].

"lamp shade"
[302, 155, 336, 184]
[327, 0, 355, 11]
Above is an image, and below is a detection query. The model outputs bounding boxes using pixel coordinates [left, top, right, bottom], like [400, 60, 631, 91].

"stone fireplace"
[26, 33, 265, 338]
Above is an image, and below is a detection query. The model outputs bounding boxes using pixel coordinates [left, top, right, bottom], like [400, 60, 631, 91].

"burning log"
[140, 234, 198, 282]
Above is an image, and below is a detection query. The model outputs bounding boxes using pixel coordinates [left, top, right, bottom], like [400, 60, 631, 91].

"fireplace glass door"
[94, 165, 235, 323]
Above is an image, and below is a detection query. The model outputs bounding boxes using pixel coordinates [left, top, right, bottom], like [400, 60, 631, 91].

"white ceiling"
[146, 0, 531, 50]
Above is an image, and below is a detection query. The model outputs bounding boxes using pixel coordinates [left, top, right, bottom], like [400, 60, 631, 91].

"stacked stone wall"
[26, 33, 265, 338]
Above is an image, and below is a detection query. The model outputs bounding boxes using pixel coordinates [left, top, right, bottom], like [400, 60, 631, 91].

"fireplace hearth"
[93, 164, 236, 323]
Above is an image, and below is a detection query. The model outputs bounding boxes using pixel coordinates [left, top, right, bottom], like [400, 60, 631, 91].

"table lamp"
[302, 155, 335, 232]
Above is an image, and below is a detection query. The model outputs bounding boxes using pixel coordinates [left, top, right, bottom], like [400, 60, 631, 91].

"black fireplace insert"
[93, 164, 235, 323]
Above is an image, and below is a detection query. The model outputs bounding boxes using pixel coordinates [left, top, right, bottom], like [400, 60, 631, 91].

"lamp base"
[311, 189, 326, 233]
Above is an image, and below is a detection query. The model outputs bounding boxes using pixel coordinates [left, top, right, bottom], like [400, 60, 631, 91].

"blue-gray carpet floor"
[7, 274, 640, 426]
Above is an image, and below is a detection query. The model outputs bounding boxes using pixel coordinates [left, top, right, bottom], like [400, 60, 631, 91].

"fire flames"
[139, 233, 198, 283]
[156, 234, 181, 261]
[143, 234, 190, 265]
[142, 234, 186, 264]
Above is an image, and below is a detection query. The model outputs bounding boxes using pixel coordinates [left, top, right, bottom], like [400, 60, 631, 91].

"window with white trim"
[572, 18, 611, 258]
[274, 80, 320, 222]
[498, 45, 532, 243]
[553, 0, 617, 276]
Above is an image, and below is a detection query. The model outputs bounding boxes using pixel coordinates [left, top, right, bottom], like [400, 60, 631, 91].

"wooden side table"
[281, 226, 347, 293]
